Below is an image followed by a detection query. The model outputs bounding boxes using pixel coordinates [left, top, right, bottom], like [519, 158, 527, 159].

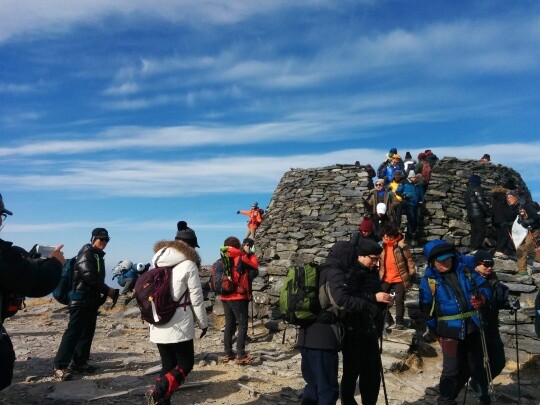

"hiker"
[418, 240, 492, 405]
[506, 190, 540, 275]
[362, 178, 394, 218]
[237, 202, 264, 240]
[491, 184, 516, 259]
[379, 224, 416, 330]
[403, 151, 416, 175]
[219, 236, 259, 365]
[396, 170, 423, 244]
[112, 261, 150, 303]
[465, 174, 490, 253]
[479, 154, 491, 163]
[424, 149, 439, 168]
[415, 152, 431, 194]
[0, 193, 65, 390]
[464, 250, 519, 404]
[373, 203, 393, 240]
[350, 216, 379, 245]
[389, 171, 405, 227]
[377, 148, 404, 180]
[145, 237, 208, 405]
[297, 238, 393, 405]
[53, 228, 119, 381]
[336, 238, 393, 405]
[381, 154, 403, 187]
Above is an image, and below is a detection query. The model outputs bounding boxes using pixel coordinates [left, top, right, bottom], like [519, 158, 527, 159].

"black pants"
[469, 331, 505, 401]
[222, 299, 249, 356]
[0, 329, 15, 391]
[300, 348, 339, 405]
[437, 332, 486, 405]
[494, 224, 515, 255]
[54, 306, 98, 368]
[152, 340, 194, 401]
[469, 216, 487, 250]
[341, 333, 381, 405]
[381, 282, 406, 324]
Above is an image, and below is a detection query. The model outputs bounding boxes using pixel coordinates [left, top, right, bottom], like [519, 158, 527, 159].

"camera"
[35, 244, 55, 258]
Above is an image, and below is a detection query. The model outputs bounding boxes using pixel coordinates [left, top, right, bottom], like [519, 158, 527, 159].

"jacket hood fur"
[153, 239, 200, 266]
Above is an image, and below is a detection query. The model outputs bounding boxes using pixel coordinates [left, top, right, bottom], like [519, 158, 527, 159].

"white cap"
[376, 203, 387, 215]
[136, 263, 145, 272]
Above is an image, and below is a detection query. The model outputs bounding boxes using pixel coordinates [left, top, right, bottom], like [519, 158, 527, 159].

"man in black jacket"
[53, 228, 118, 380]
[465, 175, 490, 252]
[0, 193, 65, 390]
[296, 238, 393, 405]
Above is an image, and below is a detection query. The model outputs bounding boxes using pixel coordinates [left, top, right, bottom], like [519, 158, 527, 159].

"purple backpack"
[134, 266, 190, 325]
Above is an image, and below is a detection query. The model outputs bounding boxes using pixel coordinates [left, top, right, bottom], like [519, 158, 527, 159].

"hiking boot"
[54, 368, 73, 381]
[235, 354, 255, 365]
[222, 353, 236, 363]
[145, 388, 168, 405]
[69, 362, 97, 374]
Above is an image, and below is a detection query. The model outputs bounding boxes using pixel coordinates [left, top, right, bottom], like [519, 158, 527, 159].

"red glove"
[470, 295, 485, 310]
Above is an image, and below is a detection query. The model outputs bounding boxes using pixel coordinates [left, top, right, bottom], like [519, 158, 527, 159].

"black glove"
[199, 328, 208, 338]
[508, 296, 521, 311]
[236, 211, 240, 214]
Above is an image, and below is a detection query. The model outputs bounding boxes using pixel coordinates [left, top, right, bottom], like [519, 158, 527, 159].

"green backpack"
[279, 263, 322, 327]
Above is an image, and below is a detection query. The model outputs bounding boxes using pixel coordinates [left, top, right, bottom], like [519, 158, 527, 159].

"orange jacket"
[219, 247, 259, 301]
[239, 208, 263, 229]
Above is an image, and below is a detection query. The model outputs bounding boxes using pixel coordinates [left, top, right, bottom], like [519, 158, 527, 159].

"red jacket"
[219, 247, 259, 301]
[239, 208, 263, 229]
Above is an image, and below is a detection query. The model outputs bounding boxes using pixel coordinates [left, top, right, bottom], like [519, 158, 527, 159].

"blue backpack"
[52, 257, 76, 305]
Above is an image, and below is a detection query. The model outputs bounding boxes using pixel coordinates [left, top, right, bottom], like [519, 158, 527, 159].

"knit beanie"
[355, 239, 383, 256]
[405, 151, 412, 159]
[175, 221, 200, 248]
[359, 217, 374, 232]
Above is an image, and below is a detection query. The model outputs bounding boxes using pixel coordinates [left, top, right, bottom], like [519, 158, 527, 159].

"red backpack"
[421, 162, 432, 182]
[133, 266, 190, 325]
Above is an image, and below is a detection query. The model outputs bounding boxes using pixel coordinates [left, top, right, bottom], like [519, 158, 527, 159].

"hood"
[152, 239, 200, 268]
[423, 240, 456, 262]
[323, 241, 355, 272]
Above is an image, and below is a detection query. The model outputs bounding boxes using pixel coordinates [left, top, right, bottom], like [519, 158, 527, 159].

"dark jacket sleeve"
[78, 253, 109, 295]
[325, 267, 378, 317]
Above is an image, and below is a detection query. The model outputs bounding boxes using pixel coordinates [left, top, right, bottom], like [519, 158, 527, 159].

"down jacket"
[419, 241, 491, 340]
[149, 240, 208, 344]
[465, 182, 489, 220]
[70, 243, 111, 308]
[378, 235, 416, 288]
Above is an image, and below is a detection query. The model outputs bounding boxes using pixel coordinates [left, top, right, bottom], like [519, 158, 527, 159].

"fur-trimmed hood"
[152, 239, 200, 268]
[492, 186, 508, 195]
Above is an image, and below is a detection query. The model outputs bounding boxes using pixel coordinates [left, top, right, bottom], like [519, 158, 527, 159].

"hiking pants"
[157, 340, 194, 377]
[381, 281, 406, 324]
[0, 329, 15, 391]
[494, 223, 514, 255]
[54, 305, 98, 368]
[341, 333, 381, 405]
[299, 347, 339, 405]
[437, 332, 485, 405]
[516, 229, 540, 273]
[404, 202, 419, 241]
[469, 216, 487, 250]
[222, 299, 249, 356]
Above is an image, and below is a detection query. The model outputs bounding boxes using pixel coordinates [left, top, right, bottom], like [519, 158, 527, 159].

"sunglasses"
[368, 255, 380, 260]
[97, 237, 110, 242]
[480, 260, 494, 268]
[376, 183, 384, 187]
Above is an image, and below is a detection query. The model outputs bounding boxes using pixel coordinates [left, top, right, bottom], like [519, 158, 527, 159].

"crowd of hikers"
[1, 147, 540, 405]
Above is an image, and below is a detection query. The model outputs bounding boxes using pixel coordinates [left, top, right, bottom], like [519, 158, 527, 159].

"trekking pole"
[462, 379, 468, 405]
[379, 306, 389, 405]
[511, 306, 521, 404]
[471, 279, 494, 399]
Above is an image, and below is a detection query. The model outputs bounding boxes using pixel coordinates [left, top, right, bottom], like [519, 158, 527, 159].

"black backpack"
[52, 257, 76, 305]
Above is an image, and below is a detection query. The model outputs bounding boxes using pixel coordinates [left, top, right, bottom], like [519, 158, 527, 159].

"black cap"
[0, 193, 13, 216]
[355, 239, 383, 256]
[474, 250, 493, 266]
[91, 228, 110, 241]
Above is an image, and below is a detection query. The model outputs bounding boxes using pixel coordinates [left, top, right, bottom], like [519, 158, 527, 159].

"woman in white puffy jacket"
[146, 239, 208, 405]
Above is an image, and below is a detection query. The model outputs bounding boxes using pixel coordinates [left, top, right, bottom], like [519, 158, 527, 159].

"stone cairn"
[202, 157, 539, 366]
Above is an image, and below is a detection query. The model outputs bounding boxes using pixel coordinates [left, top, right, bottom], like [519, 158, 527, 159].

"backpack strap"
[427, 278, 437, 317]
[177, 289, 191, 311]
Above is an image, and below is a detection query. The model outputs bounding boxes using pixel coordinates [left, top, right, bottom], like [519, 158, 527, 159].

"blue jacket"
[396, 181, 423, 207]
[419, 242, 491, 340]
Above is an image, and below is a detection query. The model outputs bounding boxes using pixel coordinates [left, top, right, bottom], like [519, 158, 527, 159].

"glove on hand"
[470, 295, 485, 310]
[237, 211, 240, 214]
[199, 328, 208, 339]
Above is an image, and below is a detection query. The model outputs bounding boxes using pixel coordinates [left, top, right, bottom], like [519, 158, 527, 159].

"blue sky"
[1, 1, 540, 278]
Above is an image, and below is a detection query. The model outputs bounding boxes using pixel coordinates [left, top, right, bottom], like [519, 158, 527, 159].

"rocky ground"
[1, 298, 539, 405]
